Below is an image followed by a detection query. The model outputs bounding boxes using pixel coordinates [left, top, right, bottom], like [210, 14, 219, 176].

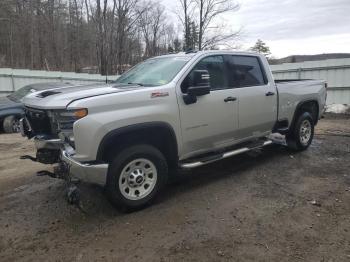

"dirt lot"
[0, 115, 350, 262]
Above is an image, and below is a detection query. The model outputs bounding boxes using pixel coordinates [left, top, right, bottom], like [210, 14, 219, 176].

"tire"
[106, 144, 168, 211]
[3, 115, 21, 133]
[286, 112, 314, 151]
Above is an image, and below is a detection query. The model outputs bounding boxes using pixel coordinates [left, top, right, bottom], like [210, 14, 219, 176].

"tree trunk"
[198, 0, 203, 50]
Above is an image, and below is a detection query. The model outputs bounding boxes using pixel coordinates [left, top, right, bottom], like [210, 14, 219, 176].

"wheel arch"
[290, 99, 319, 129]
[0, 108, 24, 120]
[96, 122, 179, 168]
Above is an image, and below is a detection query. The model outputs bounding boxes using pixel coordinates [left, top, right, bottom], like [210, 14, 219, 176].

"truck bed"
[276, 80, 327, 125]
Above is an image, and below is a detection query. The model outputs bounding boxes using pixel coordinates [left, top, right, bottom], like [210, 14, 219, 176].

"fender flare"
[96, 121, 178, 162]
[290, 99, 319, 128]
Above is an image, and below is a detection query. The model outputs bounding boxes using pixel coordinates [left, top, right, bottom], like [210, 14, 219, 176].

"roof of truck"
[156, 50, 261, 59]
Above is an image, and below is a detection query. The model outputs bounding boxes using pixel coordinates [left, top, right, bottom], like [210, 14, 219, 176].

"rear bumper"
[61, 149, 108, 186]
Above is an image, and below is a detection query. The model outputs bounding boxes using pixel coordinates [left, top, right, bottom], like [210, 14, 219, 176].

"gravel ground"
[0, 115, 350, 262]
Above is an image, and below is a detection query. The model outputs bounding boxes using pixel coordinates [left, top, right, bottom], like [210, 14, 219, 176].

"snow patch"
[326, 104, 350, 114]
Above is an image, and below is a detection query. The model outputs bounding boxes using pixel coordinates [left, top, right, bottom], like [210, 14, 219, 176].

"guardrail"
[0, 68, 119, 96]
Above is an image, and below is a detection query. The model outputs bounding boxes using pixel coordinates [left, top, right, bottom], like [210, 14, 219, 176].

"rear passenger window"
[227, 56, 267, 87]
[181, 55, 227, 92]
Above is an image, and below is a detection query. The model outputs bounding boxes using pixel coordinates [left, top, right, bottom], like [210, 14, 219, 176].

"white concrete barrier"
[0, 68, 119, 96]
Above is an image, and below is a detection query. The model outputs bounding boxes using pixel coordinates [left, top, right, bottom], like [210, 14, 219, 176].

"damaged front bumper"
[61, 149, 108, 186]
[20, 118, 108, 186]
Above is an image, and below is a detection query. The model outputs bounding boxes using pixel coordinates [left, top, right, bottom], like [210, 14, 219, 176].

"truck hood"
[23, 83, 141, 109]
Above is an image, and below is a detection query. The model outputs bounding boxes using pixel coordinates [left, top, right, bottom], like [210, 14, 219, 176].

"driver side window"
[181, 55, 226, 93]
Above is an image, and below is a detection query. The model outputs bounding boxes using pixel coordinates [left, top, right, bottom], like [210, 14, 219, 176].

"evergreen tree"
[250, 39, 271, 57]
[189, 21, 198, 50]
[168, 46, 174, 53]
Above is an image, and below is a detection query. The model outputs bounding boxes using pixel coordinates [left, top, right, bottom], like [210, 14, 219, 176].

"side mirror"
[183, 70, 210, 104]
[193, 70, 210, 88]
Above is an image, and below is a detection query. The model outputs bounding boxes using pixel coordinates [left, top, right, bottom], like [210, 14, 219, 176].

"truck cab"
[176, 52, 277, 159]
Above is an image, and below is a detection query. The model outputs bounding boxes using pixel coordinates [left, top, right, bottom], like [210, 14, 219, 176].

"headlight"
[54, 108, 88, 130]
[59, 108, 88, 119]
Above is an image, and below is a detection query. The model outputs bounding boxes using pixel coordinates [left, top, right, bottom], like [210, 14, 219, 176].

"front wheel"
[3, 115, 21, 133]
[106, 144, 168, 211]
[286, 112, 314, 151]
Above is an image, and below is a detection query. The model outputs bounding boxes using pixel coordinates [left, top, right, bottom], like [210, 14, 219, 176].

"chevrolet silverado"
[20, 51, 327, 210]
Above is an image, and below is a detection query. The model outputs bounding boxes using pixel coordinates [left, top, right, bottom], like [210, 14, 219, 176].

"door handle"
[265, 91, 275, 96]
[224, 96, 237, 102]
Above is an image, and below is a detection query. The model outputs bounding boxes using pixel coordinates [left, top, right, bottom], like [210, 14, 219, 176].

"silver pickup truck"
[21, 50, 327, 210]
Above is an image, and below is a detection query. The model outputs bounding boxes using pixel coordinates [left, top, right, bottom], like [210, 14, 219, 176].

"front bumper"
[61, 150, 108, 186]
[20, 117, 108, 186]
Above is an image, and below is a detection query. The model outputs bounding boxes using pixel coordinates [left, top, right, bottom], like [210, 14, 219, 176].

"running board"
[180, 140, 273, 169]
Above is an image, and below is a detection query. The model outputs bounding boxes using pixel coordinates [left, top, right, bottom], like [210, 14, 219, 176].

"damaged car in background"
[20, 50, 327, 211]
[0, 82, 74, 133]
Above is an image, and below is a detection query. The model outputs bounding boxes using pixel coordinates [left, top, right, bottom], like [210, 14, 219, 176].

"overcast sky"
[161, 0, 350, 58]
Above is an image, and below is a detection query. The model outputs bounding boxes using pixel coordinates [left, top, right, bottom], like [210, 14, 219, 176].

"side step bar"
[180, 140, 273, 169]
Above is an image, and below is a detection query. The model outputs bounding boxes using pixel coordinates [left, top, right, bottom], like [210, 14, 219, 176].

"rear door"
[225, 55, 277, 139]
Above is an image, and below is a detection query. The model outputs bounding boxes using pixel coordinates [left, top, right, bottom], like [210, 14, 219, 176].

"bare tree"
[177, 0, 194, 50]
[0, 0, 179, 73]
[201, 24, 241, 50]
[195, 0, 239, 50]
[113, 0, 143, 73]
[138, 3, 166, 57]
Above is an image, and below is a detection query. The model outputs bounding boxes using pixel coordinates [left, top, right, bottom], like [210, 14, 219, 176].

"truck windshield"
[7, 86, 37, 102]
[115, 56, 191, 87]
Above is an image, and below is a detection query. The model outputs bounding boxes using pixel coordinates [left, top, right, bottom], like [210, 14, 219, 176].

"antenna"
[105, 54, 108, 84]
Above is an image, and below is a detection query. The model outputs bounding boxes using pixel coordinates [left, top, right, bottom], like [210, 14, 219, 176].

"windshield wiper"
[127, 82, 144, 86]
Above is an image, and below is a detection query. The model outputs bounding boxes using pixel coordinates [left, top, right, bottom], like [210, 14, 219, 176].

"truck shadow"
[77, 143, 295, 217]
[161, 144, 292, 202]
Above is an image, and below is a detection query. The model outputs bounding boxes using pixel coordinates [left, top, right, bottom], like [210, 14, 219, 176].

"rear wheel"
[286, 112, 314, 151]
[3, 115, 21, 133]
[106, 144, 168, 211]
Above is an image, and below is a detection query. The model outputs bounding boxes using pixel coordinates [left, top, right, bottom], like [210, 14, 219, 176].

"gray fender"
[0, 107, 24, 120]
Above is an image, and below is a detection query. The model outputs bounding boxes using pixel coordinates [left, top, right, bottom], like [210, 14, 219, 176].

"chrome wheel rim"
[299, 119, 312, 146]
[12, 119, 20, 133]
[118, 158, 157, 200]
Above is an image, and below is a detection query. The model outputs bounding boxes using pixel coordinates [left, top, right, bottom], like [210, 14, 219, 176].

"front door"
[177, 55, 239, 159]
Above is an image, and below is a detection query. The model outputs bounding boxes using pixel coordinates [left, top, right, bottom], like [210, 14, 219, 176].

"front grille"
[25, 107, 52, 134]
